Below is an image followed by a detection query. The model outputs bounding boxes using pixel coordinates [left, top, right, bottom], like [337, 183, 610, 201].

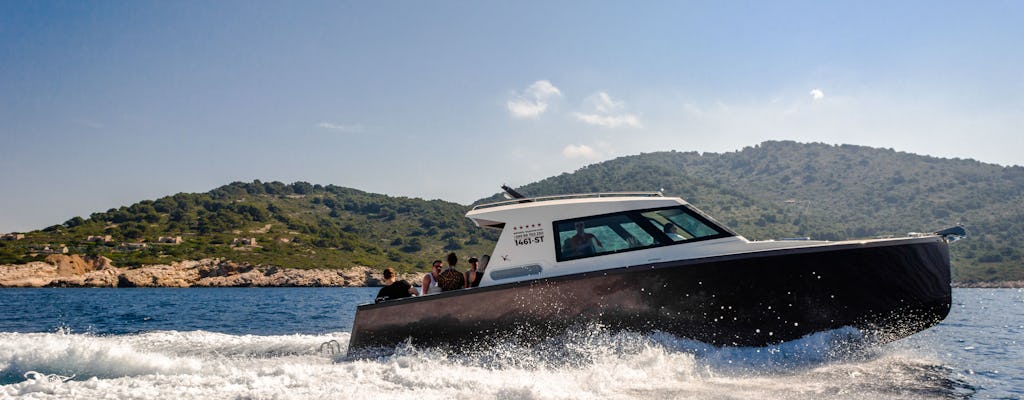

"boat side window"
[641, 208, 724, 241]
[490, 264, 543, 281]
[556, 214, 657, 261]
[555, 206, 731, 262]
[620, 222, 656, 247]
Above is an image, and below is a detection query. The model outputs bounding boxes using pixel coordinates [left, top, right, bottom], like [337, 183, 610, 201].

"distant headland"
[0, 254, 421, 288]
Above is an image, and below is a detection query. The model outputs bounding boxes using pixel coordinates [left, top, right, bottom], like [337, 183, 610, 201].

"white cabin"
[466, 192, 842, 287]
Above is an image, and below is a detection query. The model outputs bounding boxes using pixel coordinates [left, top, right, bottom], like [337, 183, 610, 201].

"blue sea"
[0, 288, 1020, 399]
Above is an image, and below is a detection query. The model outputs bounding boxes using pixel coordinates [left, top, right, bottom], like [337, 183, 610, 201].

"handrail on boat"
[319, 339, 342, 356]
[472, 191, 664, 211]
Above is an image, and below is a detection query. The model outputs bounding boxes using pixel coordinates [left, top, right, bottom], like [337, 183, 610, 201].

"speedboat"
[347, 189, 960, 354]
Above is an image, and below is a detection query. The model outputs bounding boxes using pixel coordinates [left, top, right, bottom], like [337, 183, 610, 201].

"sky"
[1, 1, 1022, 233]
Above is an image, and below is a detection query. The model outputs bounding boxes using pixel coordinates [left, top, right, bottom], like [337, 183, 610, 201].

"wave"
[0, 327, 973, 399]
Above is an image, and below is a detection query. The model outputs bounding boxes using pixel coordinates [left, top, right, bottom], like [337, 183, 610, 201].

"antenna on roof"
[501, 184, 530, 201]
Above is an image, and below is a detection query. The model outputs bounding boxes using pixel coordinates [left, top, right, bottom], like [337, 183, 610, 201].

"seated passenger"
[421, 260, 442, 295]
[375, 267, 417, 303]
[464, 257, 482, 288]
[564, 221, 603, 257]
[437, 252, 466, 291]
[664, 223, 685, 241]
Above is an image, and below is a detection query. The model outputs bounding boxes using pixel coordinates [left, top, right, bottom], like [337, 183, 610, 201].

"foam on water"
[0, 325, 975, 400]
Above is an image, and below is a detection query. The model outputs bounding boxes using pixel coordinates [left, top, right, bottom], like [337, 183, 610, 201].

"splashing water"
[4, 287, 1016, 399]
[0, 326, 974, 400]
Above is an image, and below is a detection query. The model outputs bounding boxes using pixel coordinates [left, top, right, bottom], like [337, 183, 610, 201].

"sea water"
[0, 288, 1020, 399]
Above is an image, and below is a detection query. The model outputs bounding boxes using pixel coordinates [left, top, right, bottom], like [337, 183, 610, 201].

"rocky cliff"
[0, 255, 422, 288]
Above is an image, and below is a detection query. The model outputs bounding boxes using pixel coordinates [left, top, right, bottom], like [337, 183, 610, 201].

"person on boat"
[464, 257, 482, 288]
[437, 252, 466, 291]
[375, 267, 417, 303]
[421, 260, 442, 295]
[565, 221, 602, 257]
[664, 223, 685, 241]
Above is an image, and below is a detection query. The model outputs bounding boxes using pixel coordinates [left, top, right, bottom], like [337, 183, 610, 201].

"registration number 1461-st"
[515, 235, 543, 246]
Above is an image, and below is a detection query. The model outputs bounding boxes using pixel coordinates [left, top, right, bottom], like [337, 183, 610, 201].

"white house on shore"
[121, 242, 148, 251]
[2, 233, 25, 241]
[157, 236, 183, 244]
[36, 244, 69, 255]
[232, 237, 258, 246]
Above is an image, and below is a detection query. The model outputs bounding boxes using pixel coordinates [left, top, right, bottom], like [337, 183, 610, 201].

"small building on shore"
[118, 242, 149, 252]
[1, 233, 25, 241]
[87, 235, 113, 243]
[232, 237, 258, 247]
[157, 236, 183, 244]
[34, 244, 69, 255]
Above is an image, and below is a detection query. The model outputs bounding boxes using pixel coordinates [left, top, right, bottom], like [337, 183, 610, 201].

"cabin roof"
[466, 192, 688, 228]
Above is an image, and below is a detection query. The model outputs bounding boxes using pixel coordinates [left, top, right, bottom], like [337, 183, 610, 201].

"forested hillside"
[0, 181, 497, 273]
[3, 141, 1021, 283]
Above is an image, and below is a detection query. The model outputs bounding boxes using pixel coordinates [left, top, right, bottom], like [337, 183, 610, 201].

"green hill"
[2, 141, 1021, 283]
[0, 181, 497, 274]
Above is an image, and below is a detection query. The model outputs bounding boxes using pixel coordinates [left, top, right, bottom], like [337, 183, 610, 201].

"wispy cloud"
[572, 113, 642, 129]
[562, 142, 614, 160]
[572, 92, 641, 128]
[810, 88, 825, 100]
[316, 122, 364, 133]
[507, 80, 562, 119]
[589, 92, 623, 113]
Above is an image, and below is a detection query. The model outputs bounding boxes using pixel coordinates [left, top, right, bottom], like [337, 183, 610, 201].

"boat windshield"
[554, 206, 731, 262]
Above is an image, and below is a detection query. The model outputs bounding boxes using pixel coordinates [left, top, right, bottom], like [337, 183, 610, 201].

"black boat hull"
[348, 237, 951, 353]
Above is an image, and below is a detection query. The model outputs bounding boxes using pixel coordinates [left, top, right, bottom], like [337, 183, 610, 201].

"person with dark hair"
[664, 223, 685, 241]
[375, 267, 417, 303]
[421, 260, 442, 295]
[464, 257, 482, 288]
[437, 252, 466, 291]
[565, 221, 603, 257]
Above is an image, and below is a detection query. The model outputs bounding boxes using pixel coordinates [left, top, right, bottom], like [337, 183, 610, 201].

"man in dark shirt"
[375, 267, 417, 303]
[437, 252, 466, 291]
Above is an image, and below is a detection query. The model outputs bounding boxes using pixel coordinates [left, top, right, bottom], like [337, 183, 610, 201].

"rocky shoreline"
[2, 254, 1020, 289]
[0, 254, 423, 288]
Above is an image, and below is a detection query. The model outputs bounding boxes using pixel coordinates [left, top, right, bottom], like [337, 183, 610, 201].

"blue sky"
[2, 1, 1022, 233]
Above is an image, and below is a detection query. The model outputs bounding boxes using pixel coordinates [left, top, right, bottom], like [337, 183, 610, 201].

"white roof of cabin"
[467, 193, 684, 227]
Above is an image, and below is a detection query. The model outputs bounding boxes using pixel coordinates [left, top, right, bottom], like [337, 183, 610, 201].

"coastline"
[0, 254, 422, 288]
[2, 254, 1020, 289]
